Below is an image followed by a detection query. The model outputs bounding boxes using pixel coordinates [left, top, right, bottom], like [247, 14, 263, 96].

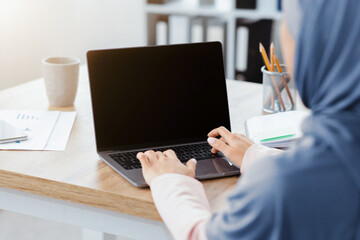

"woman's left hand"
[136, 150, 197, 185]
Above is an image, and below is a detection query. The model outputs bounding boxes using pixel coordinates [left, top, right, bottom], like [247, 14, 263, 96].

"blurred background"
[0, 0, 145, 90]
[0, 0, 283, 239]
[0, 0, 282, 91]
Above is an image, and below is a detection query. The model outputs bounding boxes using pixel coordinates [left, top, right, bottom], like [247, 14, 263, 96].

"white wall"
[0, 0, 145, 90]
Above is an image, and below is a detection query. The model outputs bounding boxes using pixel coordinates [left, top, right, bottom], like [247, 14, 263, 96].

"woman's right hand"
[207, 126, 254, 167]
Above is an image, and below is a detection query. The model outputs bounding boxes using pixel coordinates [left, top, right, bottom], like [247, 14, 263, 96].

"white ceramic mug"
[43, 57, 80, 107]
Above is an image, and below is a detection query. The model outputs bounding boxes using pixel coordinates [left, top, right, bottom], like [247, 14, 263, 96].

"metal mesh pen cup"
[261, 65, 296, 114]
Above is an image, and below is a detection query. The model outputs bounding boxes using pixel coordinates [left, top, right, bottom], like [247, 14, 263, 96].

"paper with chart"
[44, 111, 76, 151]
[0, 110, 76, 150]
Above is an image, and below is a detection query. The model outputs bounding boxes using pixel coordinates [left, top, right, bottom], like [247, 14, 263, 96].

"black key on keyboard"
[109, 142, 220, 170]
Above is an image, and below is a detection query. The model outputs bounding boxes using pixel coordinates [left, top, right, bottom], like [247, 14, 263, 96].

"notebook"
[245, 110, 310, 148]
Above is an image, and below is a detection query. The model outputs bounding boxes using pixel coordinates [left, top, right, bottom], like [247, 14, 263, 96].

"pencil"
[270, 42, 275, 71]
[259, 42, 285, 111]
[274, 55, 282, 73]
[274, 54, 295, 107]
[259, 43, 271, 71]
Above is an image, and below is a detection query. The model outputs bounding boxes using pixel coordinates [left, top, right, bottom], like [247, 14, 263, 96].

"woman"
[137, 0, 360, 239]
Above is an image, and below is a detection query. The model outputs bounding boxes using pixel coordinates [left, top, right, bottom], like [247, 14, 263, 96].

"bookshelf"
[145, 0, 282, 80]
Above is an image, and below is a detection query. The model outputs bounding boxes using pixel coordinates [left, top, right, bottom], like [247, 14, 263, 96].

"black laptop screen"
[87, 42, 231, 151]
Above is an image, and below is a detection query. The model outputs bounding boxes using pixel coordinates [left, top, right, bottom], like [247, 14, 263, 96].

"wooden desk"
[0, 66, 263, 239]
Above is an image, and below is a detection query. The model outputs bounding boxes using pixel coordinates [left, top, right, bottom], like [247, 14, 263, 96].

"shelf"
[146, 1, 282, 20]
[232, 9, 282, 20]
[145, 0, 282, 80]
[146, 2, 228, 17]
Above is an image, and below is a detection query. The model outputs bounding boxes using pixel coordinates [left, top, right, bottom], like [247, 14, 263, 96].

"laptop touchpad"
[195, 158, 240, 179]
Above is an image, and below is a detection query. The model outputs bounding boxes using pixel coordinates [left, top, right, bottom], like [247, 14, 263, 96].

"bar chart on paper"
[0, 110, 76, 151]
[16, 113, 39, 121]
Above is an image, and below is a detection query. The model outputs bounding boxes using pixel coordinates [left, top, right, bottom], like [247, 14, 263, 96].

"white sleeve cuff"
[241, 144, 283, 174]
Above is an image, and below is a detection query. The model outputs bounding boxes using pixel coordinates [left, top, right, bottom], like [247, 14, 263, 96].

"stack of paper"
[0, 110, 76, 151]
[245, 111, 310, 148]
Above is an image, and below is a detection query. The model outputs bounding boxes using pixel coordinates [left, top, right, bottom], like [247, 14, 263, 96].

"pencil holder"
[261, 65, 296, 114]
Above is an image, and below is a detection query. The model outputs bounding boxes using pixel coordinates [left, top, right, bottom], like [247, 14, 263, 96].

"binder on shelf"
[257, 0, 278, 12]
[206, 18, 226, 48]
[236, 26, 249, 72]
[169, 15, 192, 44]
[191, 17, 204, 43]
[235, 19, 273, 83]
[156, 21, 168, 45]
[236, 0, 256, 9]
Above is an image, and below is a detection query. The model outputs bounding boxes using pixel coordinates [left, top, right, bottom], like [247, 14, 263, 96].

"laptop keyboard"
[109, 142, 220, 170]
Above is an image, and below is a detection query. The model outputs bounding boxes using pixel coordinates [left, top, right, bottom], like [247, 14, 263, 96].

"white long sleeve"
[150, 173, 211, 240]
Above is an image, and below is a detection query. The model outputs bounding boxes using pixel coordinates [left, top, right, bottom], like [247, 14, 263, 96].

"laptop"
[87, 42, 240, 187]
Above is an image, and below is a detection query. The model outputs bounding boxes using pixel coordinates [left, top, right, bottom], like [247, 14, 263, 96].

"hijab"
[294, 0, 360, 191]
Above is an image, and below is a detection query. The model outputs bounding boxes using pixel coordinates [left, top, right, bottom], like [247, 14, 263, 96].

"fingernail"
[207, 137, 216, 145]
[189, 158, 197, 164]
